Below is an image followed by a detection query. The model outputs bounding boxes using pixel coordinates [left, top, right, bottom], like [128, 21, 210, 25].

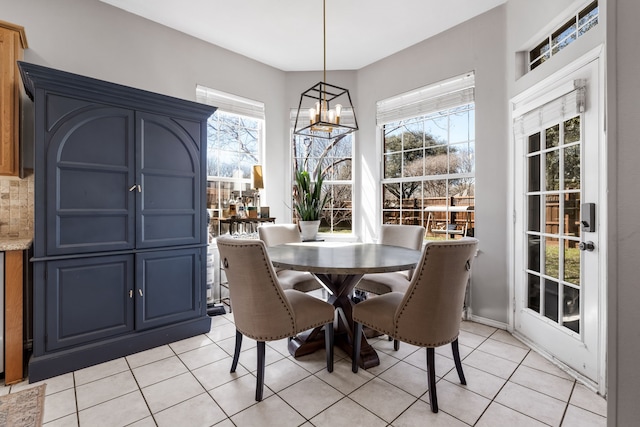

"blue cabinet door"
[136, 113, 202, 249]
[44, 101, 136, 256]
[135, 247, 203, 330]
[44, 255, 134, 352]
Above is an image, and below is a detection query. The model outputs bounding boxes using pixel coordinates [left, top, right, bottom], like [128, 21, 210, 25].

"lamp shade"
[252, 165, 264, 189]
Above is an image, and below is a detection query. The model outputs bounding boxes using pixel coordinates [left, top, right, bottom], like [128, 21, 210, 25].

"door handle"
[578, 241, 595, 251]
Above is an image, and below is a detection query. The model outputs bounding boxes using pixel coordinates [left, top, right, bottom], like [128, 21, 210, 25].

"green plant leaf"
[292, 168, 331, 221]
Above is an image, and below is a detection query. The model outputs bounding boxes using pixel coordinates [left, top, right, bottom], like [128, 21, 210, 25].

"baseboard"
[466, 312, 509, 330]
[27, 316, 211, 383]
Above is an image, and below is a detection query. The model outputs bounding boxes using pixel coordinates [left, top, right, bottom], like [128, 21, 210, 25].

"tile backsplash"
[0, 170, 34, 238]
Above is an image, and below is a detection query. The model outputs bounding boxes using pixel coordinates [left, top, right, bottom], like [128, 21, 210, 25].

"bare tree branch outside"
[382, 104, 476, 239]
[293, 133, 353, 233]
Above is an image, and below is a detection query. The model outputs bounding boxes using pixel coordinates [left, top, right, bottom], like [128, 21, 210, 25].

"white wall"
[1, 0, 291, 221]
[607, 0, 640, 424]
[357, 6, 510, 323]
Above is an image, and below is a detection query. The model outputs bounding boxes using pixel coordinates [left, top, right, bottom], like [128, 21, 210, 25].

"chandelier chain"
[323, 0, 327, 93]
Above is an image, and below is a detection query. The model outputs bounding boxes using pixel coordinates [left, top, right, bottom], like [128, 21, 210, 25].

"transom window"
[529, 0, 598, 71]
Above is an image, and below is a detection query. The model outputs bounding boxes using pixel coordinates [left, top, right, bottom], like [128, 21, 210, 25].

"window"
[378, 73, 475, 239]
[292, 131, 353, 234]
[529, 1, 598, 71]
[196, 86, 264, 233]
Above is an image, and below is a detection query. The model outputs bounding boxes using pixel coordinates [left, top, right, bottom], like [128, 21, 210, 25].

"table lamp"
[252, 165, 264, 216]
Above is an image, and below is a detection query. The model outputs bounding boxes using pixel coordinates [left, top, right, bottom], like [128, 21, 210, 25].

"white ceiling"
[100, 0, 506, 71]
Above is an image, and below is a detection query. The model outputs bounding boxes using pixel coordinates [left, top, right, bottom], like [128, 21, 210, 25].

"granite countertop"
[0, 237, 33, 251]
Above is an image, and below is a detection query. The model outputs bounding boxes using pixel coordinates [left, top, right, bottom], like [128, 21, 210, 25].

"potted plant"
[293, 168, 330, 240]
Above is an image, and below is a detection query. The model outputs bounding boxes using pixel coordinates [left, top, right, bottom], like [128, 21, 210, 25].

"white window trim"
[290, 109, 355, 236]
[376, 72, 475, 125]
[526, 0, 599, 72]
[377, 74, 476, 237]
[196, 85, 265, 120]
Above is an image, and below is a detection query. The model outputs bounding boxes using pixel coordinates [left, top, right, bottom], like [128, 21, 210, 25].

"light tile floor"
[2, 314, 607, 427]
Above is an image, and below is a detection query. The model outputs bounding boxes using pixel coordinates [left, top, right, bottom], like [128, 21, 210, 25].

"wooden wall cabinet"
[18, 62, 216, 382]
[0, 21, 27, 176]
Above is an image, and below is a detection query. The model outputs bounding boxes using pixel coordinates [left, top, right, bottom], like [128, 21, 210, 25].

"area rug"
[0, 384, 46, 427]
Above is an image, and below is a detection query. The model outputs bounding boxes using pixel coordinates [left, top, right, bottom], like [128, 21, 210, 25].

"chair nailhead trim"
[221, 240, 297, 333]
[391, 242, 475, 347]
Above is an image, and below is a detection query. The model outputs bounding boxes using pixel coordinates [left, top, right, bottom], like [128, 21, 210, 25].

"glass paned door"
[513, 56, 604, 391]
[525, 116, 582, 334]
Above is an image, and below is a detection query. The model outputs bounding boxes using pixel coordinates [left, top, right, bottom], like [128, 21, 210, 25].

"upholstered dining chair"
[216, 236, 334, 401]
[351, 238, 479, 413]
[258, 223, 325, 294]
[355, 224, 425, 296]
[355, 224, 425, 348]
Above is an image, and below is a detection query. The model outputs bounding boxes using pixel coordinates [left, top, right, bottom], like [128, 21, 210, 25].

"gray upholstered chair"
[351, 238, 478, 413]
[258, 223, 324, 293]
[355, 224, 426, 295]
[216, 236, 334, 401]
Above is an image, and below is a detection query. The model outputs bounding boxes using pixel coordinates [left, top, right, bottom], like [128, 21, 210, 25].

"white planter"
[299, 220, 320, 241]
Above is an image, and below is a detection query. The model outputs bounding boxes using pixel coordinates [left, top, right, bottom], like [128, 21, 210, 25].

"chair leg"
[451, 338, 466, 385]
[426, 347, 438, 413]
[393, 339, 400, 351]
[325, 322, 334, 373]
[255, 341, 266, 401]
[230, 330, 243, 373]
[352, 322, 363, 373]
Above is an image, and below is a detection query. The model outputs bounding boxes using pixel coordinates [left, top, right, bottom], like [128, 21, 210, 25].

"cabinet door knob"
[138, 289, 143, 297]
[129, 185, 137, 192]
[137, 185, 142, 193]
[129, 290, 133, 298]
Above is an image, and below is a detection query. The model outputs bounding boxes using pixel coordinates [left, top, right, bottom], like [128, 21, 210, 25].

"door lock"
[578, 241, 595, 252]
[581, 203, 596, 232]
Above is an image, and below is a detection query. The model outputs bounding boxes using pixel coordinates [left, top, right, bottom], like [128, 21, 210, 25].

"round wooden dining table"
[267, 242, 422, 368]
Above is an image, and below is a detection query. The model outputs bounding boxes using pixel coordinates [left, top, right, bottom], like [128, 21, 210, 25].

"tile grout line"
[558, 380, 578, 427]
[37, 320, 606, 426]
[126, 348, 160, 426]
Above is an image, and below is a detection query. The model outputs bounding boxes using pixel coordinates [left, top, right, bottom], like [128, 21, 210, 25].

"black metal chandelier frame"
[293, 0, 358, 140]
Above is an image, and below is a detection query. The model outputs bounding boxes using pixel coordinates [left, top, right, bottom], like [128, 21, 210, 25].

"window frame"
[197, 86, 265, 229]
[528, 0, 599, 71]
[291, 120, 354, 236]
[378, 74, 476, 240]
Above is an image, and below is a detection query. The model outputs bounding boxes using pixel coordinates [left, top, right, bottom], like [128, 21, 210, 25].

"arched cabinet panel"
[46, 106, 135, 255]
[137, 113, 201, 248]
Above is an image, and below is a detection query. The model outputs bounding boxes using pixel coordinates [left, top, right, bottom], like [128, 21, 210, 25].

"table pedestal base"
[287, 325, 381, 369]
[287, 273, 380, 369]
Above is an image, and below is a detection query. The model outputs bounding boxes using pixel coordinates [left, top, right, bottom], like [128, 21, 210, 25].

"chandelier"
[293, 0, 358, 140]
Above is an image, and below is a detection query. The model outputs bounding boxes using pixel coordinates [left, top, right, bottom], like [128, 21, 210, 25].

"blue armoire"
[18, 62, 216, 382]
